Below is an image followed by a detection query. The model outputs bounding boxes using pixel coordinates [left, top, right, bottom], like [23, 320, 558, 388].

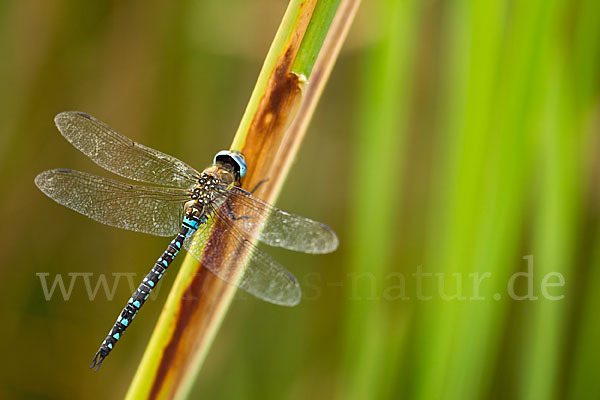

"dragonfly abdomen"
[90, 211, 203, 370]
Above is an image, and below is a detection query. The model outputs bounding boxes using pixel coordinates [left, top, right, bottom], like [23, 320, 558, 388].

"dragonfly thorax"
[189, 173, 220, 205]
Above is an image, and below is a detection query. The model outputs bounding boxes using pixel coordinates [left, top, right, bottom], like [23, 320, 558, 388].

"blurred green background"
[1, 0, 599, 399]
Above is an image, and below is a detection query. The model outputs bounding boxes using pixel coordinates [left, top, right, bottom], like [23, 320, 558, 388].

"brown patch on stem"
[241, 49, 305, 191]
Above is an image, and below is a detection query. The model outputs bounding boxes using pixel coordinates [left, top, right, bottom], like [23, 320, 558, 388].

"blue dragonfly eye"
[213, 150, 247, 178]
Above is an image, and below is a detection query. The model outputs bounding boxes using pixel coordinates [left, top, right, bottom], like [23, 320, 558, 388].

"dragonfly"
[35, 111, 338, 370]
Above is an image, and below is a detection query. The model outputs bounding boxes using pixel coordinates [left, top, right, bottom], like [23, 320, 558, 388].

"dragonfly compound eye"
[213, 150, 247, 179]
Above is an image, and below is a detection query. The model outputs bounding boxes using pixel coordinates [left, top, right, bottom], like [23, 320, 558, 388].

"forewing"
[184, 212, 301, 306]
[35, 169, 189, 236]
[215, 186, 339, 254]
[54, 111, 199, 188]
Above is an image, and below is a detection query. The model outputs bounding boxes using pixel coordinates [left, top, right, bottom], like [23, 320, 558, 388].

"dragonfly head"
[213, 150, 247, 180]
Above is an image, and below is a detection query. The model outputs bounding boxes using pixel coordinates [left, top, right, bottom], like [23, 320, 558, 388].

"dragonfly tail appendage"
[89, 213, 201, 370]
[90, 348, 108, 371]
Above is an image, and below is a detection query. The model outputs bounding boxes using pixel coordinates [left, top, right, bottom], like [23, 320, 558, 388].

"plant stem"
[125, 1, 356, 398]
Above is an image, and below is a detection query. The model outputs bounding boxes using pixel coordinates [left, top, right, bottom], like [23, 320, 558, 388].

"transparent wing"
[35, 169, 189, 236]
[54, 111, 200, 188]
[214, 185, 339, 254]
[184, 207, 301, 306]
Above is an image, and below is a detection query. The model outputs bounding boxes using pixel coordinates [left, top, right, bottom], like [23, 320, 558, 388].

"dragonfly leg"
[250, 178, 269, 194]
[226, 198, 252, 221]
